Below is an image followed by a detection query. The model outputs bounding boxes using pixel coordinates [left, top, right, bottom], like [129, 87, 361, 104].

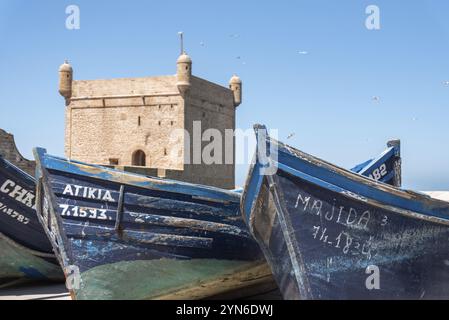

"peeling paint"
[33, 147, 274, 300]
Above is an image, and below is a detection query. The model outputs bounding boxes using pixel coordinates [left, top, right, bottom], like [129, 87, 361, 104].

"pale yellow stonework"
[60, 55, 242, 189]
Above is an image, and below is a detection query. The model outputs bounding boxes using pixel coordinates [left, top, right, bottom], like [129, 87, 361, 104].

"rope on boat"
[0, 232, 56, 259]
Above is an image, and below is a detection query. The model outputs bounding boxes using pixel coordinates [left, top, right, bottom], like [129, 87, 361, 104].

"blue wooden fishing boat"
[242, 124, 449, 300]
[28, 142, 399, 298]
[350, 140, 401, 187]
[33, 148, 276, 300]
[0, 156, 63, 281]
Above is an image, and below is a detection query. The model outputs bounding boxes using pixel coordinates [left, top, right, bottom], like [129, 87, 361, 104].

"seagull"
[287, 133, 295, 139]
[443, 80, 449, 86]
[371, 96, 380, 102]
[200, 41, 205, 47]
[298, 51, 308, 55]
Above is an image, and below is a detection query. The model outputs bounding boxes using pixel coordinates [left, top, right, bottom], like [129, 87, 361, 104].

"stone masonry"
[60, 53, 242, 189]
[0, 129, 35, 176]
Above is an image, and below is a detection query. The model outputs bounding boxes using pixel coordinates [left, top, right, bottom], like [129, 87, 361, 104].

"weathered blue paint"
[241, 125, 449, 300]
[0, 156, 62, 280]
[33, 148, 275, 300]
[351, 140, 401, 187]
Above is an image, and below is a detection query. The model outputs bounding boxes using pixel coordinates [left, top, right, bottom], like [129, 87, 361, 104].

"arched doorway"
[132, 150, 146, 166]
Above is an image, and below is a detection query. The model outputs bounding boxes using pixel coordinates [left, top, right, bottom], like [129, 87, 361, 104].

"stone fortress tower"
[59, 48, 242, 189]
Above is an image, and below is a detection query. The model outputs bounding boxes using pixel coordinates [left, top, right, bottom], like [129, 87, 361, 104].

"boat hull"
[34, 148, 274, 300]
[251, 171, 449, 299]
[0, 157, 62, 281]
[0, 233, 62, 281]
[242, 125, 449, 300]
[72, 259, 271, 300]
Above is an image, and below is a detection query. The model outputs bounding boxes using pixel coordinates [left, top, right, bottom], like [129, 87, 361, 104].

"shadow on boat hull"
[34, 148, 275, 300]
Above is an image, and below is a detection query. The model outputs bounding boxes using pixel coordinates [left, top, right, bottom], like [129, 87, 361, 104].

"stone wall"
[66, 76, 185, 169]
[183, 76, 236, 189]
[0, 129, 35, 176]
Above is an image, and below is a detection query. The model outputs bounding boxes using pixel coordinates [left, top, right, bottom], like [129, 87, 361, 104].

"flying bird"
[298, 51, 308, 55]
[287, 133, 295, 139]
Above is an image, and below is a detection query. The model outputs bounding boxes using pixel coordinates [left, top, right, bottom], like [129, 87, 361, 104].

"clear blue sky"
[0, 0, 448, 190]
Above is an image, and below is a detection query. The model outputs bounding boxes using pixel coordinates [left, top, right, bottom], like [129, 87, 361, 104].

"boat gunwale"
[241, 124, 449, 234]
[270, 136, 448, 207]
[0, 156, 35, 186]
[241, 128, 404, 225]
[34, 148, 240, 205]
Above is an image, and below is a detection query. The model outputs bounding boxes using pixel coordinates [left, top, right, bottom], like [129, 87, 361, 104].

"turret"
[229, 75, 242, 107]
[59, 60, 73, 104]
[177, 53, 192, 95]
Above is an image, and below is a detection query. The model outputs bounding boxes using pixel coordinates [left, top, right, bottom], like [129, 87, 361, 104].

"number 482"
[369, 164, 387, 181]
